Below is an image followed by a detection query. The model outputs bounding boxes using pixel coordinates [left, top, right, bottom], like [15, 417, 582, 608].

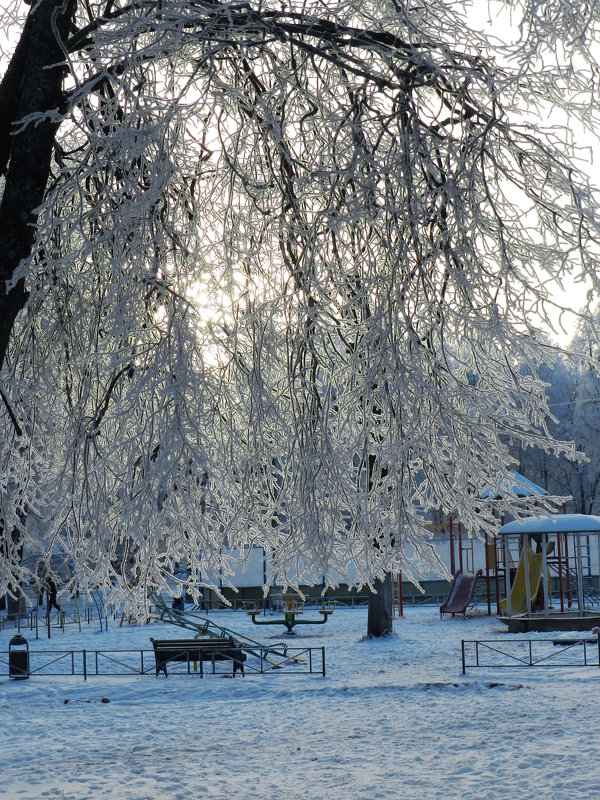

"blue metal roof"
[479, 470, 549, 500]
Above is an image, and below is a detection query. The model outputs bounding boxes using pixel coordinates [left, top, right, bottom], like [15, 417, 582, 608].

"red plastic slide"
[439, 570, 482, 617]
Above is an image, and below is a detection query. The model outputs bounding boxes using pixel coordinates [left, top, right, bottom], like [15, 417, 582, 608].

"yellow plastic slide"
[499, 548, 544, 615]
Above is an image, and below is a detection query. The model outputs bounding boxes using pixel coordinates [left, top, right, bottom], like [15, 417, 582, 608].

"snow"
[1, 604, 600, 800]
[500, 513, 600, 533]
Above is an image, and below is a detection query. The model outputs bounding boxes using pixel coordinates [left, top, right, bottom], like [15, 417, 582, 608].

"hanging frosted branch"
[0, 0, 599, 606]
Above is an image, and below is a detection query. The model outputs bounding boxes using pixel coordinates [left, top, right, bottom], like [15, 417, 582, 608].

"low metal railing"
[0, 600, 108, 635]
[0, 646, 326, 679]
[461, 633, 600, 673]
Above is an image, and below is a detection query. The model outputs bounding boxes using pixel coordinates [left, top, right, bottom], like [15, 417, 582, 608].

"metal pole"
[597, 534, 600, 597]
[495, 539, 501, 616]
[462, 640, 466, 674]
[449, 517, 455, 576]
[484, 532, 492, 616]
[398, 572, 403, 618]
[503, 535, 512, 617]
[83, 649, 87, 681]
[542, 533, 550, 612]
[565, 533, 572, 608]
[523, 538, 532, 617]
[557, 533, 565, 613]
[576, 532, 585, 614]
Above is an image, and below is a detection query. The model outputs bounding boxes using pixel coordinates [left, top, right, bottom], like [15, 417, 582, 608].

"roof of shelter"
[500, 514, 600, 535]
[480, 470, 549, 500]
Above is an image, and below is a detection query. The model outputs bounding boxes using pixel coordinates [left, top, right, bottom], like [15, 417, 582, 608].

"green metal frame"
[245, 596, 334, 633]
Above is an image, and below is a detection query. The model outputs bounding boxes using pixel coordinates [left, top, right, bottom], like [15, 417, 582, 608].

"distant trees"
[515, 314, 600, 516]
[1, 0, 600, 625]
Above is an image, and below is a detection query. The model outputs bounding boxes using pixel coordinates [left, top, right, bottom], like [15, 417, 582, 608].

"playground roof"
[500, 513, 600, 535]
[480, 470, 549, 500]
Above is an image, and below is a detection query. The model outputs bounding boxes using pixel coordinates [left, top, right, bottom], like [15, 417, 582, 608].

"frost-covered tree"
[511, 357, 577, 501]
[562, 313, 600, 514]
[512, 317, 600, 518]
[1, 0, 600, 628]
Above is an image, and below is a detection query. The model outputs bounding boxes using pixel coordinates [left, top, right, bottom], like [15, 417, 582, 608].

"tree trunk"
[0, 0, 76, 370]
[367, 572, 393, 637]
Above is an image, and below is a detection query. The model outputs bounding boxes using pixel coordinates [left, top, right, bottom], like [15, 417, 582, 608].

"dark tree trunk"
[367, 572, 393, 637]
[0, 0, 76, 593]
[0, 0, 76, 370]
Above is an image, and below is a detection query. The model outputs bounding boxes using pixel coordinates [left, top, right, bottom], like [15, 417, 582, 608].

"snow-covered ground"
[1, 603, 599, 800]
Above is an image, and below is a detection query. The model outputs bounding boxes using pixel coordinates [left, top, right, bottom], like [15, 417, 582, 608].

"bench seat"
[150, 637, 246, 677]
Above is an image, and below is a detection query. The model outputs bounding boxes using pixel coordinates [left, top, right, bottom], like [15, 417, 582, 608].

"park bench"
[150, 636, 246, 677]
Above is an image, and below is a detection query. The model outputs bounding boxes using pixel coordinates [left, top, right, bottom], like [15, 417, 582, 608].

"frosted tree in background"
[1, 0, 600, 628]
[511, 358, 578, 504]
[557, 313, 600, 515]
[511, 315, 600, 520]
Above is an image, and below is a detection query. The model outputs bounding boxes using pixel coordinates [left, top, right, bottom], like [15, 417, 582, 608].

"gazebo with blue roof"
[498, 513, 600, 632]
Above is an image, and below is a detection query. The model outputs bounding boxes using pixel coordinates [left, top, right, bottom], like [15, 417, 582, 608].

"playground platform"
[499, 610, 600, 633]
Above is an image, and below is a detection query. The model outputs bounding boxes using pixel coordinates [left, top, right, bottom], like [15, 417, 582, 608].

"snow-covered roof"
[500, 514, 600, 535]
[480, 470, 549, 499]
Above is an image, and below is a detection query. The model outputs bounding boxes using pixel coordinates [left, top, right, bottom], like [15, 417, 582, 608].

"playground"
[1, 602, 600, 800]
[437, 512, 600, 632]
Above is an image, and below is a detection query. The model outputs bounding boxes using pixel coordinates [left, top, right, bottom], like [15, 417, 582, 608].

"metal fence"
[1, 595, 108, 635]
[0, 646, 326, 679]
[461, 635, 600, 673]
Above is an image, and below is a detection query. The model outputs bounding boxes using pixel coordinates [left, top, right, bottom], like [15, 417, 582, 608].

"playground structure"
[243, 593, 335, 633]
[497, 514, 600, 632]
[438, 471, 560, 619]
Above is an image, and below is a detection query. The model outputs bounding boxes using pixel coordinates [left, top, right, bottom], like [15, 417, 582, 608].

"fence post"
[593, 627, 600, 668]
[461, 640, 466, 674]
[322, 646, 326, 677]
[83, 649, 87, 681]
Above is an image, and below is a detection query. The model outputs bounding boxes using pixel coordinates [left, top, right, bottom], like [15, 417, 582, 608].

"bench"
[150, 637, 246, 677]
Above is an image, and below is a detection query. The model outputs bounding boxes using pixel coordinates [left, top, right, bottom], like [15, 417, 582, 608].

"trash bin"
[8, 635, 29, 680]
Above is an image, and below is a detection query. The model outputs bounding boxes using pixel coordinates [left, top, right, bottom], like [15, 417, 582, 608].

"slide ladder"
[547, 561, 600, 607]
[469, 575, 489, 610]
